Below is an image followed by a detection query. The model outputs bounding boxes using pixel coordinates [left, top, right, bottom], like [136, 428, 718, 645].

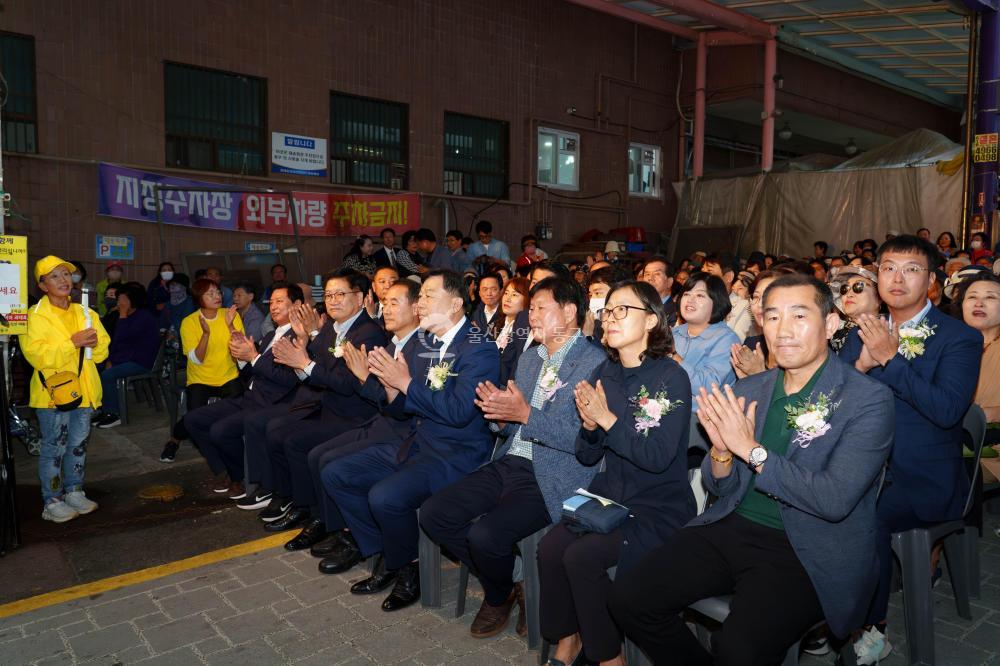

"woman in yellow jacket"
[159, 278, 244, 463]
[23, 256, 110, 523]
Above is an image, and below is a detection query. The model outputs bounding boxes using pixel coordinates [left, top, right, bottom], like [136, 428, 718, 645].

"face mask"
[71, 273, 82, 284]
[972, 240, 983, 250]
[161, 271, 174, 281]
[107, 271, 122, 281]
[105, 297, 117, 311]
[168, 283, 187, 306]
[589, 297, 605, 316]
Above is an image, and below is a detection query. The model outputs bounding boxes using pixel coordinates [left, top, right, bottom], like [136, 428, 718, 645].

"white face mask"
[161, 270, 174, 281]
[71, 273, 82, 284]
[589, 297, 606, 316]
[971, 240, 983, 250]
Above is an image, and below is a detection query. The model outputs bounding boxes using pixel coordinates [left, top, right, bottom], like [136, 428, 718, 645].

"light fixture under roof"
[845, 138, 859, 156]
[778, 123, 793, 141]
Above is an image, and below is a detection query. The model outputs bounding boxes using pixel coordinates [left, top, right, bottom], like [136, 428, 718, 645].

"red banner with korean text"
[238, 192, 420, 236]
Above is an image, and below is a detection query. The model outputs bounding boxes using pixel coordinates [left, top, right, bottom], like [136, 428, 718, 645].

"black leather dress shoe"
[263, 507, 310, 533]
[310, 531, 352, 558]
[319, 542, 362, 575]
[350, 554, 396, 595]
[283, 518, 327, 551]
[381, 561, 420, 611]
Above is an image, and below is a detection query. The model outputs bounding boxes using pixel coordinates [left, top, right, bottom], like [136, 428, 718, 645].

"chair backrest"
[150, 337, 168, 374]
[962, 403, 988, 519]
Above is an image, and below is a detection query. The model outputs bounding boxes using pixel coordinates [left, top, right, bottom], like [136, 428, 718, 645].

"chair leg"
[539, 639, 551, 666]
[520, 531, 542, 650]
[150, 379, 164, 412]
[455, 563, 470, 618]
[965, 527, 981, 600]
[781, 639, 802, 666]
[894, 530, 936, 665]
[116, 378, 129, 425]
[417, 514, 442, 608]
[625, 638, 653, 666]
[943, 531, 972, 619]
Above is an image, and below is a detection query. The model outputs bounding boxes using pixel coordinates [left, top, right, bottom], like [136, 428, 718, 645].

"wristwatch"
[308, 329, 320, 339]
[748, 446, 768, 471]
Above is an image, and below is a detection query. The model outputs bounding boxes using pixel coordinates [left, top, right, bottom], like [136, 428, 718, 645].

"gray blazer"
[494, 336, 606, 522]
[693, 353, 893, 638]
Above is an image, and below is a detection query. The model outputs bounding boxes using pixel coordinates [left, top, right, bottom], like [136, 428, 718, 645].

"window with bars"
[443, 112, 508, 199]
[1, 32, 38, 154]
[537, 127, 579, 190]
[164, 62, 267, 175]
[628, 143, 661, 198]
[329, 92, 408, 189]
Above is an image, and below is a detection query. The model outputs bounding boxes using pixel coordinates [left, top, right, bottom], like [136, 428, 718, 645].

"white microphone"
[81, 286, 93, 360]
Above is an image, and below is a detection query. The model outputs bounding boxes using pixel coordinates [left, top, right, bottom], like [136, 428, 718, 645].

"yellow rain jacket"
[22, 296, 111, 410]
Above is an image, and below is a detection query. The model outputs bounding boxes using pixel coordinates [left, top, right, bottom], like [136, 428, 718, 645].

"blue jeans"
[99, 361, 151, 413]
[37, 408, 93, 504]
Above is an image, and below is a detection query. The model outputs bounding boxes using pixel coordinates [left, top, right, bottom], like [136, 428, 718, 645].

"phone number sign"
[973, 133, 998, 163]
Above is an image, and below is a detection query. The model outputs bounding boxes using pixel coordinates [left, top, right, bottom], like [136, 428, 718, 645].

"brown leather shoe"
[470, 587, 517, 638]
[514, 582, 527, 637]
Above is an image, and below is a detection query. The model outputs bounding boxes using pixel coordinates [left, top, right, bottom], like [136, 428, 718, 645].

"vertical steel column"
[973, 10, 1000, 247]
[694, 33, 707, 179]
[762, 38, 777, 172]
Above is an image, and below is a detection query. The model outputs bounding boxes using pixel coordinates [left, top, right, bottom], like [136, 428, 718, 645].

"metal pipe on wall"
[694, 34, 707, 178]
[762, 38, 777, 172]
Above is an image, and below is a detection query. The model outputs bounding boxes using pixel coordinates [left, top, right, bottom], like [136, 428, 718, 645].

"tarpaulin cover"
[672, 129, 964, 258]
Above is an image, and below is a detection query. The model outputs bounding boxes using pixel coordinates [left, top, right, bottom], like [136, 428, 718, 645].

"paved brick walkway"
[0, 518, 997, 665]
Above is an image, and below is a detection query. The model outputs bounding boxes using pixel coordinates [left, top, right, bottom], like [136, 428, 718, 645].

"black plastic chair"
[116, 340, 166, 424]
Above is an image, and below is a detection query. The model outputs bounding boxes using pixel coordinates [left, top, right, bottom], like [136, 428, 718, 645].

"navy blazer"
[304, 310, 389, 424]
[404, 319, 500, 473]
[498, 309, 532, 385]
[840, 305, 982, 521]
[494, 335, 607, 522]
[577, 356, 695, 573]
[358, 331, 436, 443]
[243, 328, 302, 409]
[694, 354, 894, 637]
[470, 303, 501, 340]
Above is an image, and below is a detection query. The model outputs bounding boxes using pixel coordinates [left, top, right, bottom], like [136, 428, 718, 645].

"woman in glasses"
[537, 281, 695, 666]
[159, 278, 245, 464]
[830, 266, 881, 353]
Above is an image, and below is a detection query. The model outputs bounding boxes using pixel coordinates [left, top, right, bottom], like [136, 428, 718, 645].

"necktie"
[387, 247, 395, 267]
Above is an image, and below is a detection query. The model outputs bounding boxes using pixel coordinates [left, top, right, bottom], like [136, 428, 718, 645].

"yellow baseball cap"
[34, 255, 76, 283]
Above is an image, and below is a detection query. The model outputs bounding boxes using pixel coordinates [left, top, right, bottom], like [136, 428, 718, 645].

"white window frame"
[628, 142, 661, 199]
[537, 127, 580, 191]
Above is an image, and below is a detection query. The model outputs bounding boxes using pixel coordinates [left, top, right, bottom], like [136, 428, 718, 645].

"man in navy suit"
[371, 227, 399, 270]
[254, 269, 388, 534]
[471, 272, 503, 340]
[840, 234, 982, 663]
[321, 269, 500, 612]
[420, 277, 605, 638]
[184, 284, 307, 497]
[610, 274, 894, 665]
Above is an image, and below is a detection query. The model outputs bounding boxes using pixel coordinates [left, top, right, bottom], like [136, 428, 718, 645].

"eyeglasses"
[323, 290, 361, 302]
[839, 281, 871, 296]
[597, 304, 651, 322]
[877, 263, 928, 277]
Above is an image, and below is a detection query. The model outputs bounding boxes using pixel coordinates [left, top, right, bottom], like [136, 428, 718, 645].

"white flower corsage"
[897, 321, 936, 360]
[631, 385, 683, 437]
[328, 335, 345, 358]
[427, 361, 457, 391]
[785, 393, 839, 448]
[539, 363, 566, 402]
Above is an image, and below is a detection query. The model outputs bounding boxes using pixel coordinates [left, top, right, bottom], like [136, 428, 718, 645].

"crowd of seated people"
[24, 224, 999, 665]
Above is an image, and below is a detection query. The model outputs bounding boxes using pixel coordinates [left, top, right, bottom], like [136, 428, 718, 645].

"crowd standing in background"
[22, 223, 1000, 665]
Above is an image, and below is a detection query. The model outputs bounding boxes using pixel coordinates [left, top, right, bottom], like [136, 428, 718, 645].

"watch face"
[750, 447, 768, 465]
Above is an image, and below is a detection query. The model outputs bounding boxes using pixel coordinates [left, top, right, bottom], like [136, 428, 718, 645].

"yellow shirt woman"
[179, 310, 243, 387]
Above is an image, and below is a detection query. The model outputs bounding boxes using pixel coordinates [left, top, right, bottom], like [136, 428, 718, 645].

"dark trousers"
[184, 397, 246, 481]
[538, 523, 623, 662]
[171, 379, 244, 440]
[866, 482, 929, 625]
[244, 403, 312, 491]
[323, 442, 467, 570]
[609, 513, 824, 666]
[420, 456, 551, 606]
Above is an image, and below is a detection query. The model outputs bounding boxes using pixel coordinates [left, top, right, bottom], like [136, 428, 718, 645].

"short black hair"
[475, 220, 493, 235]
[679, 272, 732, 324]
[194, 268, 208, 280]
[876, 234, 941, 270]
[478, 272, 503, 291]
[270, 263, 287, 274]
[117, 282, 147, 310]
[814, 241, 828, 253]
[374, 265, 400, 280]
[530, 260, 571, 282]
[416, 228, 437, 243]
[233, 282, 257, 298]
[762, 273, 835, 317]
[424, 268, 468, 307]
[642, 256, 673, 276]
[588, 265, 629, 288]
[446, 229, 463, 242]
[530, 277, 586, 327]
[387, 278, 421, 303]
[401, 229, 418, 247]
[380, 227, 396, 238]
[520, 234, 538, 249]
[325, 267, 371, 296]
[271, 281, 305, 304]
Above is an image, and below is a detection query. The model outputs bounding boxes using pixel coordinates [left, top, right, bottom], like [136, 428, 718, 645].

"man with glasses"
[467, 220, 512, 268]
[841, 234, 982, 663]
[242, 269, 387, 539]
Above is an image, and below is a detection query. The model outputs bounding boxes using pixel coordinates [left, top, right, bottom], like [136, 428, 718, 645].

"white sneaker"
[63, 491, 98, 515]
[854, 627, 892, 665]
[42, 500, 79, 523]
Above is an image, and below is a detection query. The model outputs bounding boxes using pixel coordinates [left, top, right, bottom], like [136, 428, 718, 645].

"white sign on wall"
[271, 132, 327, 177]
